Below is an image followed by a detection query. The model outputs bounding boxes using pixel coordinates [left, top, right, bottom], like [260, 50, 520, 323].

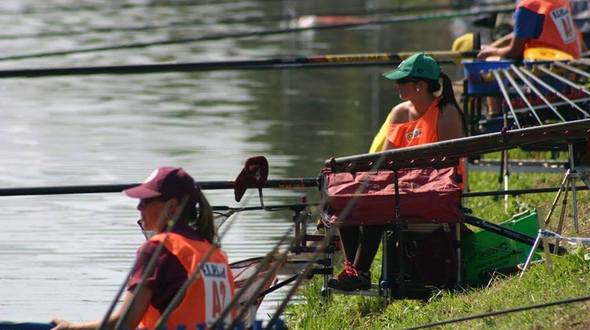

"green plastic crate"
[462, 209, 541, 286]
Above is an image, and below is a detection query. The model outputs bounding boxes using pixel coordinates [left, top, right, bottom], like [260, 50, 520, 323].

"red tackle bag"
[321, 167, 463, 226]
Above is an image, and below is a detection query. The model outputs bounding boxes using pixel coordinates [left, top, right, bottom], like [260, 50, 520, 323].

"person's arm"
[478, 5, 543, 60]
[50, 289, 153, 330]
[437, 104, 465, 141]
[477, 34, 527, 59]
[382, 102, 410, 150]
[369, 112, 393, 153]
[488, 32, 514, 48]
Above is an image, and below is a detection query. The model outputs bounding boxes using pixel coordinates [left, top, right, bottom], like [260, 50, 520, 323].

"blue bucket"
[462, 60, 513, 96]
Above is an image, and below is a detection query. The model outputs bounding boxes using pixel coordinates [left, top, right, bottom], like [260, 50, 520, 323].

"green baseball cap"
[382, 52, 440, 81]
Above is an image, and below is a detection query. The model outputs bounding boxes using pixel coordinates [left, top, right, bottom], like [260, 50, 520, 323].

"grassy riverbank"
[285, 161, 590, 329]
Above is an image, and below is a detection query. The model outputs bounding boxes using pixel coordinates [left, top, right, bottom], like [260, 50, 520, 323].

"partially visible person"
[478, 0, 583, 60]
[328, 53, 465, 291]
[51, 167, 235, 330]
[477, 0, 584, 118]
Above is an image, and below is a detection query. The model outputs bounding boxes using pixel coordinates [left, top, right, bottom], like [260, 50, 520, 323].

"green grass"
[285, 168, 590, 329]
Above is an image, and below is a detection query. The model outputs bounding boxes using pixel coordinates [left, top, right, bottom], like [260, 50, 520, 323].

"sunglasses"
[137, 219, 150, 240]
[396, 77, 419, 84]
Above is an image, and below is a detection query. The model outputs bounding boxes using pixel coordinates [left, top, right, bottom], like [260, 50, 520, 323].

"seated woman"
[51, 167, 235, 329]
[328, 52, 465, 291]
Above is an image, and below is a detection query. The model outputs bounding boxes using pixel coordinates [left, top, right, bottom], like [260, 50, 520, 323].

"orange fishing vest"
[139, 233, 235, 330]
[518, 0, 581, 58]
[385, 97, 465, 186]
[386, 97, 441, 149]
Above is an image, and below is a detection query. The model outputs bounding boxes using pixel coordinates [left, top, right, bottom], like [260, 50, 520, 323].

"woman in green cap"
[328, 52, 465, 291]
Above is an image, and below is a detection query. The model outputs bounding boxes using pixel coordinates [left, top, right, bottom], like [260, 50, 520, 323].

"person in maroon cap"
[51, 167, 235, 330]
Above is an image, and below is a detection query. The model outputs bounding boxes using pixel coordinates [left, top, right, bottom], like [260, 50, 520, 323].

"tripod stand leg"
[568, 144, 580, 233]
[520, 231, 542, 277]
[544, 169, 570, 226]
[553, 179, 570, 254]
[538, 212, 553, 272]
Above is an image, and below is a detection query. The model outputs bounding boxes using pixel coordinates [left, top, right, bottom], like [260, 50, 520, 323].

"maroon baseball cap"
[123, 167, 200, 204]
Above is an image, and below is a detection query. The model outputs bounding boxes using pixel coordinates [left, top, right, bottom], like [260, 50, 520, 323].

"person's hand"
[477, 46, 498, 60]
[49, 318, 76, 330]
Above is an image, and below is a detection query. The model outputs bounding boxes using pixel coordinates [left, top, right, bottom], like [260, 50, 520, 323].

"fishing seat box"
[321, 167, 464, 296]
[320, 167, 464, 227]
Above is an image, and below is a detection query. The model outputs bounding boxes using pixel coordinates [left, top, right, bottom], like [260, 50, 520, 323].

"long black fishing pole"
[0, 178, 318, 197]
[0, 5, 512, 62]
[0, 50, 474, 78]
[462, 185, 590, 198]
[0, 0, 281, 16]
[219, 229, 310, 329]
[326, 119, 590, 172]
[406, 294, 590, 330]
[464, 214, 567, 254]
[0, 1, 511, 41]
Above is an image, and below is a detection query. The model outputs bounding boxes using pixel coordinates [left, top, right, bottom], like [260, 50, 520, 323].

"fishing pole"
[0, 1, 511, 40]
[0, 50, 474, 78]
[101, 196, 188, 330]
[405, 294, 590, 330]
[0, 5, 512, 62]
[326, 119, 590, 172]
[462, 185, 590, 198]
[0, 0, 280, 16]
[226, 234, 309, 329]
[255, 272, 298, 300]
[216, 228, 309, 329]
[0, 178, 318, 197]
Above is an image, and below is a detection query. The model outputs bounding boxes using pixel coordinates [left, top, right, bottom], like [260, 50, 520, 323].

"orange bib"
[519, 0, 581, 58]
[139, 233, 235, 330]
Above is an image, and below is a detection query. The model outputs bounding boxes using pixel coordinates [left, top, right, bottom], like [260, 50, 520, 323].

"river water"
[0, 0, 475, 323]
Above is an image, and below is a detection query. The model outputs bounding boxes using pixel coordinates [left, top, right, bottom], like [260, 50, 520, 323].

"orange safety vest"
[385, 97, 466, 186]
[386, 97, 441, 149]
[518, 0, 582, 58]
[138, 233, 235, 330]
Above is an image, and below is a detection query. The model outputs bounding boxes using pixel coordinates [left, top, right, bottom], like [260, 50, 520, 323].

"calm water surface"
[0, 0, 473, 322]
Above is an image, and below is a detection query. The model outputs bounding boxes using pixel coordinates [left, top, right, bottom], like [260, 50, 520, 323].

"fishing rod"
[0, 50, 475, 78]
[326, 119, 590, 172]
[0, 178, 318, 197]
[225, 232, 306, 329]
[0, 1, 512, 40]
[464, 214, 567, 254]
[0, 5, 512, 62]
[406, 294, 590, 330]
[0, 0, 281, 16]
[462, 185, 590, 198]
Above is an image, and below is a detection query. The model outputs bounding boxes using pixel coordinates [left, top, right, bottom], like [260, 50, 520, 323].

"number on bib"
[202, 262, 232, 325]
